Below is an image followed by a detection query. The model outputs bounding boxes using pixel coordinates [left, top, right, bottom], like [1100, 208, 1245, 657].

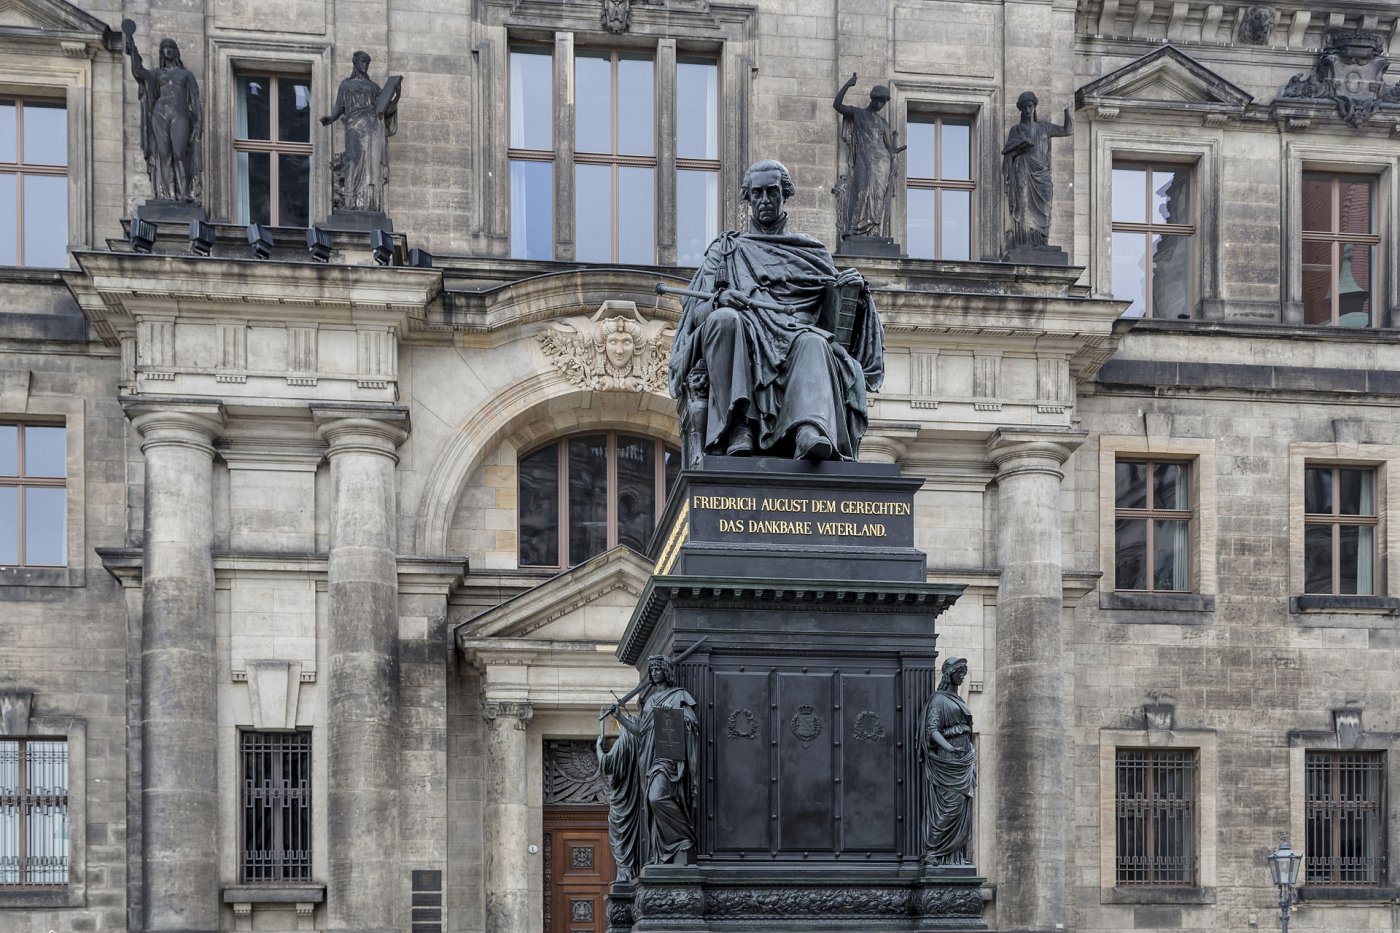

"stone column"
[986, 428, 1083, 933]
[482, 699, 534, 933]
[129, 403, 224, 933]
[315, 408, 409, 933]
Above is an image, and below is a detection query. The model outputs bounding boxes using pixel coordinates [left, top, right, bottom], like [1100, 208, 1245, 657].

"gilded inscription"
[690, 493, 906, 539]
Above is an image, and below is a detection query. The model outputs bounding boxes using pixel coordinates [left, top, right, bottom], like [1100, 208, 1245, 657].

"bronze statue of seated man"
[667, 159, 885, 461]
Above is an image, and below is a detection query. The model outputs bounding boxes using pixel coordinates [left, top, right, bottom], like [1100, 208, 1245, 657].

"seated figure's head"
[740, 159, 796, 227]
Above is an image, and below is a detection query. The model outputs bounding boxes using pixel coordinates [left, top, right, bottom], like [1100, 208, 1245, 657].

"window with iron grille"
[1115, 749, 1197, 886]
[240, 731, 312, 883]
[1306, 750, 1386, 886]
[0, 739, 69, 887]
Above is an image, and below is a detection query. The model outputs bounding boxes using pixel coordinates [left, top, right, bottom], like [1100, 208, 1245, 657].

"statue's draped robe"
[1001, 119, 1066, 247]
[668, 220, 885, 459]
[332, 75, 394, 212]
[637, 685, 699, 864]
[597, 728, 645, 881]
[919, 689, 977, 865]
[843, 108, 897, 236]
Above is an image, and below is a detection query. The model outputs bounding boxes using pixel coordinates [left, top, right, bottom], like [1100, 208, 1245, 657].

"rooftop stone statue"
[122, 20, 205, 217]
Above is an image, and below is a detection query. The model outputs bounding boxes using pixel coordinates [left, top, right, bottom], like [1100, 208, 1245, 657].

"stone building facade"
[1, 0, 1399, 931]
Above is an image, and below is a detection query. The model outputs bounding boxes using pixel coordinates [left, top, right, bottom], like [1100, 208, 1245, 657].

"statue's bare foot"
[725, 425, 754, 456]
[795, 425, 832, 461]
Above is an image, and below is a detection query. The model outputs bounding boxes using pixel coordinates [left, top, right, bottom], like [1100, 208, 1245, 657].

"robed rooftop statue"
[666, 159, 885, 463]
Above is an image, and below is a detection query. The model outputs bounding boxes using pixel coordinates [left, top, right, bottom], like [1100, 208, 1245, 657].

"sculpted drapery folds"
[668, 159, 885, 461]
[605, 656, 699, 866]
[322, 51, 402, 214]
[833, 73, 905, 239]
[122, 20, 203, 203]
[1001, 91, 1072, 250]
[919, 657, 977, 867]
[597, 717, 645, 882]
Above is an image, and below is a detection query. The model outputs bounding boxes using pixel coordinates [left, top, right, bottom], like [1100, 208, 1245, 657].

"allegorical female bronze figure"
[596, 713, 645, 881]
[122, 20, 203, 204]
[321, 51, 402, 215]
[1001, 91, 1072, 253]
[919, 656, 977, 868]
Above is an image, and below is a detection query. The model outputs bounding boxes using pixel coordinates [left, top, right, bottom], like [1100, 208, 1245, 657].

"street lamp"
[1266, 831, 1304, 932]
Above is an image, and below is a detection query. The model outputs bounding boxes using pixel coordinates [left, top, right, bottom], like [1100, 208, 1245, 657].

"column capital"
[124, 400, 225, 457]
[481, 698, 534, 730]
[312, 405, 409, 461]
[986, 428, 1086, 480]
[860, 421, 921, 465]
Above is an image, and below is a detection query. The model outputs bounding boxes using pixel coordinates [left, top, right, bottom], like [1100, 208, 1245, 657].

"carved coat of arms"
[1281, 30, 1400, 128]
[790, 704, 823, 748]
[538, 300, 672, 393]
[602, 0, 630, 33]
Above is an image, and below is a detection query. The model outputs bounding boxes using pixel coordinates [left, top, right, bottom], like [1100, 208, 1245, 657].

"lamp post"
[1266, 831, 1304, 932]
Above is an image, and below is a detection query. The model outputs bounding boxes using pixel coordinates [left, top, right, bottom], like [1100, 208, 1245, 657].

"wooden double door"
[544, 807, 614, 933]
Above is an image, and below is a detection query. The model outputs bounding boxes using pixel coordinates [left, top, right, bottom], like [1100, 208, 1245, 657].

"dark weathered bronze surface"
[668, 160, 885, 463]
[122, 19, 204, 208]
[833, 73, 905, 247]
[919, 657, 977, 870]
[322, 51, 402, 216]
[1001, 91, 1071, 257]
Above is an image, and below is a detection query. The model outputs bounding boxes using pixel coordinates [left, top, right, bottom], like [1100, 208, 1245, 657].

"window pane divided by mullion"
[905, 114, 976, 261]
[2, 99, 69, 267]
[239, 731, 312, 884]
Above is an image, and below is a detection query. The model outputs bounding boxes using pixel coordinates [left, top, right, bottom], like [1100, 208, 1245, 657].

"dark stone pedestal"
[325, 209, 393, 232]
[837, 234, 903, 258]
[608, 881, 637, 933]
[1002, 244, 1069, 265]
[136, 199, 208, 223]
[622, 458, 984, 932]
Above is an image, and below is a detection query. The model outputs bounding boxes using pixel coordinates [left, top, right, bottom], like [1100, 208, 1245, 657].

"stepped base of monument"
[619, 865, 986, 931]
[325, 209, 393, 232]
[836, 234, 903, 258]
[136, 199, 208, 223]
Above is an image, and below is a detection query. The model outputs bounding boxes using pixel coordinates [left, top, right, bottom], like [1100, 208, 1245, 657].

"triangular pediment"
[1076, 45, 1253, 120]
[0, 0, 114, 46]
[454, 546, 652, 644]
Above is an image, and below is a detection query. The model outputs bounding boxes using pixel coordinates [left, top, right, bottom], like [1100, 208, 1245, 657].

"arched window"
[518, 432, 680, 568]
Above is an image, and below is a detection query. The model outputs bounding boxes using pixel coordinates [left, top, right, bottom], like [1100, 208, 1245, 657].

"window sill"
[1101, 886, 1215, 905]
[0, 887, 83, 908]
[222, 884, 326, 904]
[1291, 595, 1400, 615]
[0, 565, 82, 588]
[1298, 885, 1400, 903]
[1098, 591, 1215, 623]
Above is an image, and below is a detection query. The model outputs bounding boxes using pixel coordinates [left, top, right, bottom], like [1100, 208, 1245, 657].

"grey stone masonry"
[988, 429, 1085, 932]
[316, 408, 410, 933]
[128, 401, 226, 933]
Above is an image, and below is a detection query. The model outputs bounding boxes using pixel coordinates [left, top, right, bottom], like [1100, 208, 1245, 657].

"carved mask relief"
[539, 300, 673, 393]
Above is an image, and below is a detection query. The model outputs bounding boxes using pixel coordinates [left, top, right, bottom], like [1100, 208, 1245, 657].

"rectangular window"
[575, 50, 656, 265]
[0, 423, 67, 567]
[239, 731, 312, 884]
[0, 739, 69, 887]
[0, 98, 68, 267]
[1115, 749, 1197, 886]
[676, 58, 719, 266]
[1303, 465, 1377, 595]
[234, 74, 312, 227]
[1305, 751, 1385, 886]
[1111, 163, 1195, 319]
[509, 47, 555, 260]
[905, 114, 974, 261]
[1114, 459, 1191, 592]
[1302, 172, 1379, 327]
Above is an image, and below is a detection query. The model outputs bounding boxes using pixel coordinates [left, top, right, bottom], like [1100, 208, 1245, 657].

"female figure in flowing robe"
[1001, 91, 1072, 249]
[321, 51, 400, 213]
[919, 656, 977, 867]
[122, 22, 203, 202]
[833, 73, 905, 238]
